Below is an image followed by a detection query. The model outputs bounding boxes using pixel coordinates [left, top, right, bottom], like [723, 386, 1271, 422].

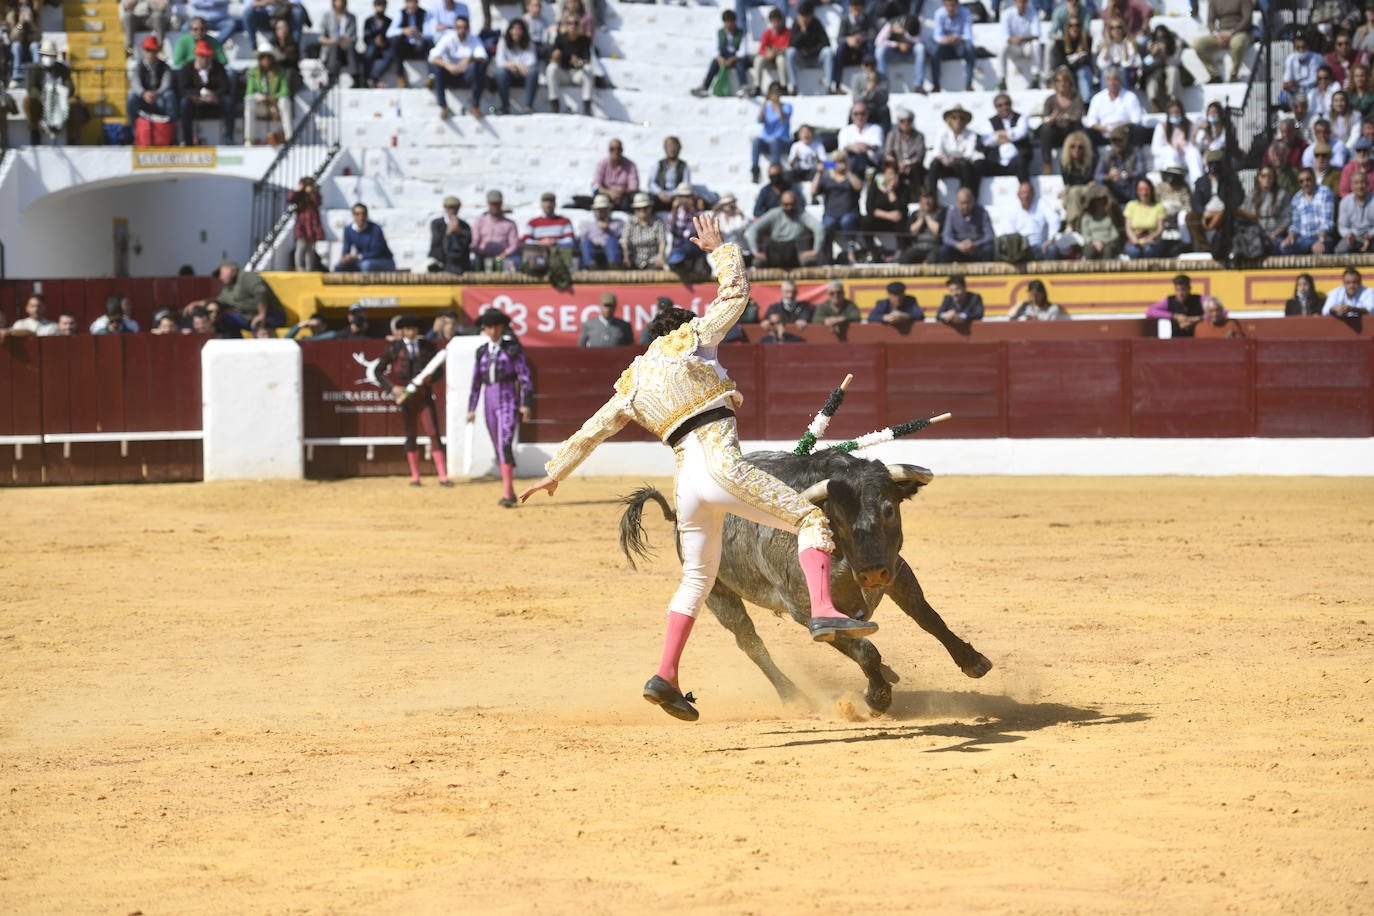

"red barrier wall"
[0, 277, 219, 332]
[0, 335, 204, 486]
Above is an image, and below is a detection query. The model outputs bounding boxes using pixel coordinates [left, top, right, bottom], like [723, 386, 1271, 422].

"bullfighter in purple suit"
[467, 310, 534, 507]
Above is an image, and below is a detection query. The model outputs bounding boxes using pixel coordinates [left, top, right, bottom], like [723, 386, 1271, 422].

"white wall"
[202, 340, 304, 480]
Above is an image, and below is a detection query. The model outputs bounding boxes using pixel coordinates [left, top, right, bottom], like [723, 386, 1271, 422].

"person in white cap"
[578, 194, 624, 267]
[24, 40, 77, 143]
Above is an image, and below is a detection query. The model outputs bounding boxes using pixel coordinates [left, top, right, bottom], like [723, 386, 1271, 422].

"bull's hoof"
[865, 680, 893, 715]
[960, 653, 993, 679]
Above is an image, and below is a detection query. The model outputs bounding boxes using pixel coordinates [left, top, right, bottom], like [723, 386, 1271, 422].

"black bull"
[619, 448, 992, 714]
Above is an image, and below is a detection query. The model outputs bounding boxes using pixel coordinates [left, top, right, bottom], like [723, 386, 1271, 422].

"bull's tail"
[619, 486, 677, 570]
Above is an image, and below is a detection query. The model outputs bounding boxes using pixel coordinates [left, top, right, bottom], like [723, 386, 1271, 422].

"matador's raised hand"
[689, 213, 723, 254]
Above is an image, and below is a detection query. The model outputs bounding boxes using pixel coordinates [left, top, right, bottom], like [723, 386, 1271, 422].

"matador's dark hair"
[646, 306, 696, 340]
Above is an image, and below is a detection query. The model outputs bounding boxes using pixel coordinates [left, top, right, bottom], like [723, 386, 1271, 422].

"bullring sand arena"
[3, 474, 1373, 913]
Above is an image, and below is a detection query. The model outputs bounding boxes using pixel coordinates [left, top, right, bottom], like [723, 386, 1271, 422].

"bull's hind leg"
[826, 637, 895, 715]
[889, 557, 993, 678]
[704, 586, 805, 706]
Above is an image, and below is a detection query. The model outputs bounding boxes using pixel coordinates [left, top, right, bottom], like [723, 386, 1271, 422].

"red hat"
[141, 34, 161, 51]
[194, 40, 215, 56]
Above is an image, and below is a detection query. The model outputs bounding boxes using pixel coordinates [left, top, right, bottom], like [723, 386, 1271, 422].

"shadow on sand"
[707, 690, 1150, 755]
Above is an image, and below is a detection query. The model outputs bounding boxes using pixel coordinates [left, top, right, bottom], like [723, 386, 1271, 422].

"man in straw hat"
[579, 194, 625, 268]
[244, 43, 293, 144]
[927, 103, 984, 196]
[520, 214, 877, 722]
[24, 39, 79, 143]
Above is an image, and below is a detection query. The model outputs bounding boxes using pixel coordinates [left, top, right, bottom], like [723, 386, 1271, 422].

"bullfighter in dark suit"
[378, 314, 453, 487]
[467, 310, 534, 507]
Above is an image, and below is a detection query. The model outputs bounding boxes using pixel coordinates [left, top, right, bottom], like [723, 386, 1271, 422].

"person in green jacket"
[243, 45, 293, 144]
[171, 17, 229, 67]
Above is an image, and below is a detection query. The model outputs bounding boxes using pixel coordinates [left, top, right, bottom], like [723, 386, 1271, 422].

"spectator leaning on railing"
[935, 275, 984, 327]
[1323, 267, 1374, 316]
[11, 294, 59, 336]
[867, 281, 923, 330]
[1145, 274, 1203, 337]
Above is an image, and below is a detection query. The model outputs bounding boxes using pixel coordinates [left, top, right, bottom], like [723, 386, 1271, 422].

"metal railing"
[246, 79, 342, 270]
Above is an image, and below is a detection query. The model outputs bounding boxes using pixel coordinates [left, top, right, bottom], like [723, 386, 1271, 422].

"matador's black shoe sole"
[809, 616, 879, 642]
[643, 675, 700, 722]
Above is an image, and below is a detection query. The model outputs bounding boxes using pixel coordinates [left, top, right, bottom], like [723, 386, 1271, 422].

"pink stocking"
[405, 450, 422, 483]
[798, 547, 844, 618]
[433, 449, 450, 483]
[656, 611, 695, 690]
[499, 462, 515, 499]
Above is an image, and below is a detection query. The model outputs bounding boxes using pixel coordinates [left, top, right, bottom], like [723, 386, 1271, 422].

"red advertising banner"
[459, 281, 833, 346]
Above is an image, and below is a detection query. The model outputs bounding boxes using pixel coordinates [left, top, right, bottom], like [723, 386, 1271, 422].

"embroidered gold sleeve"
[693, 244, 750, 347]
[545, 393, 631, 481]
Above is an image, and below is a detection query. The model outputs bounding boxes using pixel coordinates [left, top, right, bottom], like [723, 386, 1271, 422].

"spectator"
[1337, 170, 1374, 253]
[1194, 0, 1252, 84]
[1059, 129, 1097, 225]
[1008, 279, 1070, 320]
[1193, 296, 1246, 338]
[745, 190, 823, 267]
[127, 36, 175, 134]
[1123, 177, 1167, 258]
[1280, 33, 1322, 109]
[813, 279, 861, 333]
[786, 122, 824, 187]
[319, 0, 362, 86]
[523, 191, 574, 251]
[1242, 165, 1289, 256]
[428, 0, 471, 41]
[1279, 167, 1335, 255]
[753, 162, 789, 215]
[56, 312, 79, 335]
[194, 260, 280, 330]
[1151, 99, 1202, 184]
[1096, 19, 1141, 87]
[759, 312, 805, 343]
[753, 9, 789, 95]
[897, 185, 946, 264]
[1191, 102, 1232, 161]
[1302, 120, 1349, 168]
[875, 16, 924, 91]
[837, 100, 883, 174]
[785, 2, 831, 96]
[1323, 268, 1373, 316]
[472, 190, 522, 269]
[1157, 164, 1192, 250]
[812, 156, 864, 263]
[1266, 139, 1299, 195]
[1085, 66, 1143, 147]
[883, 107, 926, 193]
[1288, 97, 1313, 141]
[1191, 149, 1244, 249]
[546, 15, 593, 115]
[714, 192, 750, 253]
[735, 0, 783, 44]
[1340, 137, 1374, 195]
[1095, 124, 1146, 204]
[1101, 0, 1149, 41]
[647, 137, 692, 211]
[831, 0, 876, 94]
[982, 93, 1032, 183]
[429, 15, 487, 119]
[927, 104, 983, 196]
[764, 278, 812, 326]
[244, 45, 293, 144]
[120, 0, 169, 59]
[1000, 0, 1042, 90]
[11, 295, 58, 336]
[428, 195, 473, 273]
[592, 138, 638, 210]
[561, 0, 594, 40]
[1079, 186, 1122, 259]
[622, 192, 668, 269]
[178, 40, 235, 145]
[1049, 16, 1094, 103]
[867, 280, 923, 329]
[930, 0, 976, 93]
[749, 82, 793, 184]
[1348, 64, 1374, 122]
[4, 2, 39, 90]
[286, 313, 329, 338]
[1003, 180, 1062, 260]
[1048, 0, 1085, 41]
[1285, 273, 1323, 316]
[335, 204, 397, 272]
[493, 18, 537, 114]
[578, 293, 633, 346]
[170, 17, 228, 69]
[637, 296, 677, 345]
[692, 10, 748, 98]
[287, 177, 324, 271]
[665, 184, 707, 276]
[1356, 8, 1374, 60]
[1330, 91, 1361, 147]
[1140, 24, 1182, 113]
[152, 310, 180, 334]
[935, 186, 994, 263]
[24, 41, 79, 145]
[863, 159, 908, 258]
[1312, 142, 1343, 193]
[849, 58, 890, 134]
[1310, 66, 1337, 121]
[91, 296, 139, 334]
[362, 0, 394, 87]
[387, 0, 432, 82]
[936, 274, 984, 326]
[1040, 66, 1086, 174]
[270, 17, 301, 75]
[428, 309, 469, 340]
[578, 193, 624, 268]
[1145, 274, 1203, 337]
[186, 0, 242, 45]
[246, 0, 306, 50]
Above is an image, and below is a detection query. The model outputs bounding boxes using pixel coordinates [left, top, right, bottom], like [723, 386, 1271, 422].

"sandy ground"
[2, 474, 1372, 915]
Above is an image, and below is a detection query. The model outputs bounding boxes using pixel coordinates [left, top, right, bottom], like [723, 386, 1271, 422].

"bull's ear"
[886, 464, 933, 500]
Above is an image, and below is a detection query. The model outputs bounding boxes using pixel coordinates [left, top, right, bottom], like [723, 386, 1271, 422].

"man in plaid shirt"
[1280, 168, 1335, 255]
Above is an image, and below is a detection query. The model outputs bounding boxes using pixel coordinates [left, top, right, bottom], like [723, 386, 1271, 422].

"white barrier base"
[203, 340, 304, 481]
[488, 438, 1372, 479]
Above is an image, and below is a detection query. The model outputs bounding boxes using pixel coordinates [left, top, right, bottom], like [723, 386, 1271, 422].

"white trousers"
[668, 418, 832, 618]
[243, 97, 294, 144]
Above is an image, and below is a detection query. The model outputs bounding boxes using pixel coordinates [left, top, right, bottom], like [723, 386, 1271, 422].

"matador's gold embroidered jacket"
[545, 244, 749, 481]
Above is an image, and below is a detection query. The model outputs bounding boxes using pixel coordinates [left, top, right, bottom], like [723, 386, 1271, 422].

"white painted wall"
[202, 340, 304, 480]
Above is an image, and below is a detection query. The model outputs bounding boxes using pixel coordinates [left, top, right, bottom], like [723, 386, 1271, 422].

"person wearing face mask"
[752, 162, 790, 216]
[1151, 100, 1203, 184]
[467, 310, 534, 507]
[24, 40, 79, 144]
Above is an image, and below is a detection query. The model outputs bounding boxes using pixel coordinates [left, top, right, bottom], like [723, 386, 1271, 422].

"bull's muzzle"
[856, 566, 893, 588]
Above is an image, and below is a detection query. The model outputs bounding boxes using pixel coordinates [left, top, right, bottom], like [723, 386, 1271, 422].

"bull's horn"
[799, 479, 830, 504]
[886, 464, 934, 485]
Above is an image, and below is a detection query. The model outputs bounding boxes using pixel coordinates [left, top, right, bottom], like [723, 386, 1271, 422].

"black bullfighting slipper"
[809, 616, 879, 642]
[643, 675, 699, 722]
